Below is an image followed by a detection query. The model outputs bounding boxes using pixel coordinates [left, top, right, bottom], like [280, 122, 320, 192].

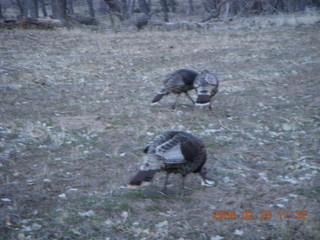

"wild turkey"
[128, 131, 214, 194]
[194, 70, 219, 110]
[152, 69, 198, 109]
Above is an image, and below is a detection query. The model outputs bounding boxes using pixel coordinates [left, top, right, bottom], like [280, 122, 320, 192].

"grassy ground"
[0, 13, 320, 239]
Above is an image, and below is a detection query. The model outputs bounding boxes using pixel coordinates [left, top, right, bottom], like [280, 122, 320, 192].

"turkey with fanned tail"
[194, 70, 219, 110]
[128, 131, 214, 194]
[152, 69, 198, 109]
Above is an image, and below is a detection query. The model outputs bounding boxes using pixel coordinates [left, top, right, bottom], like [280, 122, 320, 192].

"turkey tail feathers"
[152, 93, 165, 103]
[128, 170, 157, 189]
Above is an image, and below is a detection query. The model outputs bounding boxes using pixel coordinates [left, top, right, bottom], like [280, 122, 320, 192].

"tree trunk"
[187, 0, 194, 14]
[275, 0, 285, 11]
[297, 0, 307, 11]
[23, 0, 29, 16]
[98, 0, 108, 14]
[129, 0, 136, 15]
[148, 0, 152, 10]
[121, 0, 130, 19]
[86, 0, 95, 17]
[312, 0, 320, 8]
[21, 0, 39, 18]
[222, 1, 230, 20]
[138, 0, 150, 14]
[168, 0, 176, 12]
[17, 0, 24, 15]
[51, 0, 67, 19]
[29, 0, 39, 18]
[104, 0, 126, 21]
[0, 4, 3, 19]
[160, 0, 169, 22]
[38, 0, 47, 17]
[67, 0, 74, 14]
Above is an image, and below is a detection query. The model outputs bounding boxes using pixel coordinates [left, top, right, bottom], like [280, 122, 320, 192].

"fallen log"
[0, 15, 98, 30]
[16, 16, 65, 29]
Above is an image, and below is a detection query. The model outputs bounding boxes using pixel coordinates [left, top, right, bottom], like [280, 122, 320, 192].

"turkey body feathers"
[128, 131, 213, 193]
[152, 69, 198, 108]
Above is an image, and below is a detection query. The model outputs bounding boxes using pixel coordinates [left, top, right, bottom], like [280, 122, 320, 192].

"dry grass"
[0, 13, 320, 239]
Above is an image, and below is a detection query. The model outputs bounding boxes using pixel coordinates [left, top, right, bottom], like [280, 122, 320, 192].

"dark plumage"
[152, 69, 199, 109]
[193, 70, 219, 110]
[128, 131, 214, 194]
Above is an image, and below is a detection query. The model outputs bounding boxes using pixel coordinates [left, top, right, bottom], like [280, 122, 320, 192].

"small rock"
[288, 194, 298, 198]
[31, 223, 42, 231]
[121, 211, 128, 222]
[17, 233, 25, 240]
[282, 123, 293, 131]
[71, 229, 81, 235]
[22, 226, 32, 232]
[43, 179, 52, 183]
[155, 220, 168, 229]
[1, 198, 12, 202]
[176, 110, 184, 116]
[276, 198, 289, 202]
[258, 172, 269, 182]
[26, 180, 34, 186]
[119, 153, 126, 157]
[104, 219, 113, 226]
[79, 210, 95, 217]
[223, 176, 230, 183]
[234, 229, 244, 236]
[211, 236, 224, 240]
[58, 193, 67, 199]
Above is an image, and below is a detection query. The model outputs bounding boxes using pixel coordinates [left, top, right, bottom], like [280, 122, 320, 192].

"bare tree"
[160, 0, 169, 22]
[67, 0, 74, 14]
[187, 0, 194, 14]
[98, 0, 108, 14]
[18, 0, 39, 17]
[0, 4, 3, 19]
[168, 0, 176, 12]
[51, 0, 67, 19]
[29, 0, 38, 18]
[104, 0, 128, 21]
[297, 0, 307, 11]
[138, 0, 150, 14]
[87, 0, 95, 17]
[38, 0, 47, 17]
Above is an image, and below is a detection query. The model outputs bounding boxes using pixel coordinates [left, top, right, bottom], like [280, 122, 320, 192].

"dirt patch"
[0, 16, 320, 239]
[54, 115, 107, 131]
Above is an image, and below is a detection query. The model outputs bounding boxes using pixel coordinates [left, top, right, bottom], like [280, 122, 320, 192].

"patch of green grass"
[63, 229, 82, 238]
[104, 176, 113, 181]
[103, 199, 132, 212]
[297, 186, 320, 199]
[118, 202, 132, 211]
[207, 143, 220, 150]
[145, 204, 161, 212]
